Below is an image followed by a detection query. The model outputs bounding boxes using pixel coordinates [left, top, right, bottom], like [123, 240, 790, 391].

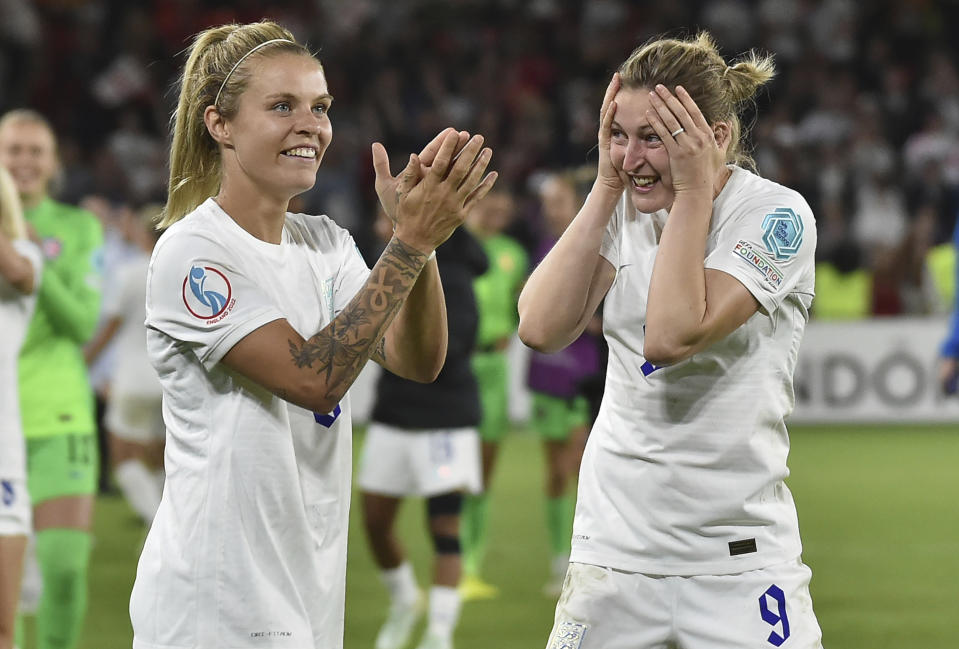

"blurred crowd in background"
[1, 0, 958, 318]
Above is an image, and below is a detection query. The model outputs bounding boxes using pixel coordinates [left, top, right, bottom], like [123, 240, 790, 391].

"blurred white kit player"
[0, 239, 41, 537]
[103, 249, 165, 522]
[358, 424, 481, 649]
[104, 251, 163, 442]
[1, 239, 42, 633]
[130, 199, 371, 649]
[547, 167, 824, 648]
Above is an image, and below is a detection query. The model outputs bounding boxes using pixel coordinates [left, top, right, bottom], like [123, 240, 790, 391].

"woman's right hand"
[388, 130, 497, 254]
[596, 73, 624, 195]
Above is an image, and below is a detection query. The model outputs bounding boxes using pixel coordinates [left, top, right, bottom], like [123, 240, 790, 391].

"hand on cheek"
[646, 85, 719, 197]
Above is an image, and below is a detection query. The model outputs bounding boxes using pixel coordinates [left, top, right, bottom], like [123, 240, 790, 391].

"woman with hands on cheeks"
[129, 21, 495, 649]
[519, 32, 823, 649]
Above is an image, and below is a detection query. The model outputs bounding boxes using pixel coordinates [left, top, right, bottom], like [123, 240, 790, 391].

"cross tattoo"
[368, 267, 395, 312]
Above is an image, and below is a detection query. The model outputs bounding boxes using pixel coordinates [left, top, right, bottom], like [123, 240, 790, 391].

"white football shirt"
[571, 166, 816, 576]
[0, 239, 41, 480]
[103, 252, 160, 399]
[130, 199, 370, 649]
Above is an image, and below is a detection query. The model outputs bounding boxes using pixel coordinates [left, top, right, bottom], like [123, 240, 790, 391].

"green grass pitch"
[22, 424, 958, 649]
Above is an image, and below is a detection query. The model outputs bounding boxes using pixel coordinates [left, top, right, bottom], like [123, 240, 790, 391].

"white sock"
[426, 585, 461, 640]
[18, 533, 42, 613]
[381, 561, 419, 607]
[115, 459, 162, 524]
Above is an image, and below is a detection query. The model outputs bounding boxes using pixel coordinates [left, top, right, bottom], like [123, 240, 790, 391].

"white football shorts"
[0, 477, 32, 536]
[104, 393, 165, 443]
[545, 558, 823, 649]
[357, 422, 482, 497]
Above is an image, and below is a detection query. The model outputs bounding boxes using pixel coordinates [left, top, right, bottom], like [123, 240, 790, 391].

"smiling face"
[608, 86, 675, 214]
[213, 52, 332, 203]
[0, 118, 58, 209]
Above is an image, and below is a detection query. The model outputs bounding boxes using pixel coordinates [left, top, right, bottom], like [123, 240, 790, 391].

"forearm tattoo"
[288, 237, 428, 399]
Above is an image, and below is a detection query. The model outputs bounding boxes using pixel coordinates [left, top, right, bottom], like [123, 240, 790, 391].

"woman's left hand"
[372, 128, 471, 228]
[645, 84, 726, 199]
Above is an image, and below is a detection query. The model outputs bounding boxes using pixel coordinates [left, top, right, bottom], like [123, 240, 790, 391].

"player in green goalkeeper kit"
[0, 110, 103, 649]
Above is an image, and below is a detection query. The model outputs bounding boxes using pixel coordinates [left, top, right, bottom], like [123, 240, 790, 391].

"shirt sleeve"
[145, 231, 285, 371]
[705, 193, 817, 315]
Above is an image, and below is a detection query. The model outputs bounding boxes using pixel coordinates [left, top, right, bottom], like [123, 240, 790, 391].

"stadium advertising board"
[792, 316, 959, 423]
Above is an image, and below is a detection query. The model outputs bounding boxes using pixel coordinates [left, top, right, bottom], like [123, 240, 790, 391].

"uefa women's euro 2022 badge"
[183, 264, 236, 324]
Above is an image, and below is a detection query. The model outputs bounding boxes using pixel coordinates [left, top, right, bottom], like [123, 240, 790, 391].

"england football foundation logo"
[182, 265, 233, 320]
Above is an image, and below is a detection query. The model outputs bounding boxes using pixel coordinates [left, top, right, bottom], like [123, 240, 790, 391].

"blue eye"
[273, 102, 291, 113]
[313, 103, 330, 115]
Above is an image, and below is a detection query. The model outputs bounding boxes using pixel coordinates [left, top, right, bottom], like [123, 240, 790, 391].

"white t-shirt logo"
[182, 265, 233, 319]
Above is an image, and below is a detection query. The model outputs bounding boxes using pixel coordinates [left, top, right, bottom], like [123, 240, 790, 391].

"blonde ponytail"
[160, 21, 312, 228]
[723, 53, 776, 108]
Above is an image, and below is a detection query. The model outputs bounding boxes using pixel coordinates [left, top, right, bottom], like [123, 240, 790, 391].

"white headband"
[214, 38, 294, 107]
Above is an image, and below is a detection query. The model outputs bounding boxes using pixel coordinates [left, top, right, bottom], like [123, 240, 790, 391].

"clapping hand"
[372, 129, 497, 254]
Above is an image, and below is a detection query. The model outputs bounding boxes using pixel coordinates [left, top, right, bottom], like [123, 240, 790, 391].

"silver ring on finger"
[670, 127, 685, 137]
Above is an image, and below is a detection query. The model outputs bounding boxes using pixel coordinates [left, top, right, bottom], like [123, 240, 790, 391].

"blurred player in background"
[359, 206, 488, 649]
[82, 197, 139, 496]
[519, 32, 823, 648]
[525, 171, 604, 598]
[458, 189, 528, 601]
[84, 204, 164, 527]
[0, 109, 104, 649]
[0, 166, 41, 649]
[128, 20, 495, 649]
